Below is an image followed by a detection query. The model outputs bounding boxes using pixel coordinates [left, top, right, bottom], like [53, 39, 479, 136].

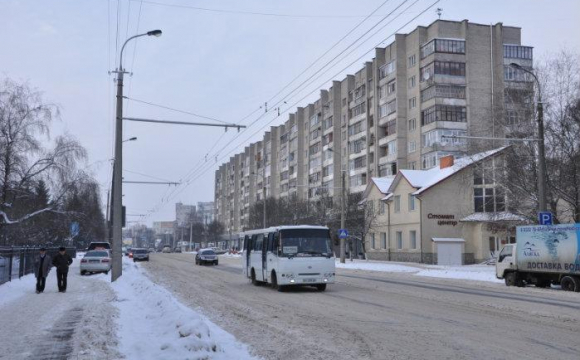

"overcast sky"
[2, 0, 579, 226]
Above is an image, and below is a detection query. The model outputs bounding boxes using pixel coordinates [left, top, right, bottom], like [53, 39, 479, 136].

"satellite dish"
[424, 71, 431, 80]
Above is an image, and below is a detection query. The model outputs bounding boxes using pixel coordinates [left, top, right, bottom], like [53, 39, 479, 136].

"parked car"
[88, 242, 111, 251]
[162, 245, 172, 253]
[148, 248, 155, 253]
[195, 249, 218, 265]
[124, 247, 132, 256]
[174, 247, 182, 253]
[80, 250, 111, 275]
[132, 248, 149, 262]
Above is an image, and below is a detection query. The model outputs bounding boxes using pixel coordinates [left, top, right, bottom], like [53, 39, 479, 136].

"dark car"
[88, 242, 111, 251]
[195, 249, 218, 265]
[132, 248, 149, 262]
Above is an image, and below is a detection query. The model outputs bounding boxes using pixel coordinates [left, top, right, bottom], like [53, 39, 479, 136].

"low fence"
[0, 247, 77, 286]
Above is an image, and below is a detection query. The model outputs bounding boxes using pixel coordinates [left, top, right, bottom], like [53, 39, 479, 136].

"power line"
[123, 169, 176, 182]
[133, 0, 402, 19]
[265, 0, 394, 104]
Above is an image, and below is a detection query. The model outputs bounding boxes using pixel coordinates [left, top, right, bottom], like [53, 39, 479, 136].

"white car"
[80, 250, 111, 275]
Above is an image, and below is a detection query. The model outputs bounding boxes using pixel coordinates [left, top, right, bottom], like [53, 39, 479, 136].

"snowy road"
[144, 253, 580, 360]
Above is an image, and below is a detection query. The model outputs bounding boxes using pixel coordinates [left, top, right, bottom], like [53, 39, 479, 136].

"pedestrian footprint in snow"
[52, 247, 73, 293]
[34, 247, 52, 294]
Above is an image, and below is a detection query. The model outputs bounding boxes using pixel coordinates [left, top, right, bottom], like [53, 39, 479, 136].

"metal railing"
[0, 247, 77, 286]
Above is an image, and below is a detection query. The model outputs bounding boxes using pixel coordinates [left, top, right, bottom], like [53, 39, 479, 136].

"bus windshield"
[280, 228, 332, 257]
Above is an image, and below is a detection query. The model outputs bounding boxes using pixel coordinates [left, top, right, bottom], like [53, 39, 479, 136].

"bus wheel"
[251, 269, 259, 286]
[271, 271, 278, 290]
[316, 284, 327, 291]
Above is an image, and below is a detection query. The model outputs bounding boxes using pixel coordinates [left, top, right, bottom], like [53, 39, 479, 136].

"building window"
[387, 99, 397, 115]
[421, 39, 466, 59]
[408, 194, 416, 211]
[323, 116, 333, 130]
[387, 140, 397, 156]
[396, 231, 403, 249]
[409, 97, 417, 109]
[348, 120, 366, 136]
[349, 155, 367, 171]
[379, 60, 396, 79]
[503, 45, 533, 60]
[381, 232, 387, 249]
[378, 84, 386, 99]
[410, 230, 417, 249]
[434, 61, 466, 76]
[323, 164, 333, 177]
[408, 76, 416, 89]
[349, 173, 367, 187]
[408, 141, 416, 153]
[349, 138, 366, 154]
[354, 85, 366, 100]
[408, 118, 416, 132]
[387, 80, 396, 95]
[421, 85, 466, 102]
[408, 161, 416, 170]
[422, 129, 467, 147]
[370, 233, 376, 249]
[394, 195, 401, 213]
[379, 201, 386, 215]
[385, 120, 396, 136]
[408, 54, 416, 67]
[421, 105, 467, 126]
[504, 65, 533, 82]
[351, 102, 366, 118]
[421, 151, 462, 169]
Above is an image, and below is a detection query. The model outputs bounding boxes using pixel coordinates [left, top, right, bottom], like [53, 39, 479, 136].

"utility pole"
[189, 222, 193, 251]
[263, 164, 267, 228]
[340, 170, 346, 264]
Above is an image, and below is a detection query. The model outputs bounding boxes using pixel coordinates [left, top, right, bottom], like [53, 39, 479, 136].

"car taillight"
[101, 258, 110, 263]
[81, 259, 87, 263]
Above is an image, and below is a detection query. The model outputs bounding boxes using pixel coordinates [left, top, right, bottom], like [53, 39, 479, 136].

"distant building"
[175, 202, 196, 227]
[153, 221, 175, 236]
[197, 202, 215, 225]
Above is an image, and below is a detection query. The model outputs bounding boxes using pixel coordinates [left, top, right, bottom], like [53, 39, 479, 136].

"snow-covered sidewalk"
[109, 258, 256, 360]
[336, 259, 502, 283]
[0, 254, 119, 360]
[0, 254, 257, 360]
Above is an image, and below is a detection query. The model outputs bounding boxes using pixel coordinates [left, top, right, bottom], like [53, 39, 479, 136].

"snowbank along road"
[144, 253, 580, 360]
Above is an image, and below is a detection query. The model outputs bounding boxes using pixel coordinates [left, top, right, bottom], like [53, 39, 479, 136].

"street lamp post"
[509, 63, 547, 213]
[111, 29, 162, 282]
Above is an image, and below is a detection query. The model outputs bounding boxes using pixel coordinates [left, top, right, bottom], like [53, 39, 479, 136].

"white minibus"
[241, 225, 335, 291]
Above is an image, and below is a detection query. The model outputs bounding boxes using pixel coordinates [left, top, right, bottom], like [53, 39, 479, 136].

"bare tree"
[0, 78, 89, 245]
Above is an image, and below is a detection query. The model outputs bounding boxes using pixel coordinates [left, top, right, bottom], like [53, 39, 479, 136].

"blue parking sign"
[538, 212, 553, 225]
[338, 229, 348, 239]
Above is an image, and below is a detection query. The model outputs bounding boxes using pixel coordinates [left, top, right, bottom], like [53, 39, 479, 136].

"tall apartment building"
[215, 19, 534, 234]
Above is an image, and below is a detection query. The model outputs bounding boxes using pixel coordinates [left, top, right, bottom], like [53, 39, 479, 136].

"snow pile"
[415, 265, 503, 283]
[0, 272, 35, 307]
[220, 253, 242, 258]
[336, 260, 417, 273]
[336, 259, 502, 283]
[110, 258, 256, 360]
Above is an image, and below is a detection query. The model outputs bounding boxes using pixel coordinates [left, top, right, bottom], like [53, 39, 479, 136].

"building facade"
[363, 148, 527, 265]
[215, 19, 534, 234]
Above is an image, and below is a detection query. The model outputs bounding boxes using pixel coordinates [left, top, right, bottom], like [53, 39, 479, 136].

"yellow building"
[363, 147, 527, 265]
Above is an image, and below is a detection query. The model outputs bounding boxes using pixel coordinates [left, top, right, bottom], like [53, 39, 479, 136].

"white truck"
[496, 224, 580, 292]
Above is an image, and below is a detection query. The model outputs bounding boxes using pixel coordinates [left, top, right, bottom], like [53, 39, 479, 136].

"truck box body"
[516, 224, 580, 275]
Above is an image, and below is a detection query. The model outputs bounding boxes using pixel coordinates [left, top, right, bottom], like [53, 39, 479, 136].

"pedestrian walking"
[34, 247, 52, 294]
[52, 247, 73, 293]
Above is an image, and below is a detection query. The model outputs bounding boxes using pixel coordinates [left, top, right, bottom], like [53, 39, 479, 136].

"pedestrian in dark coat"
[34, 248, 52, 294]
[52, 247, 73, 293]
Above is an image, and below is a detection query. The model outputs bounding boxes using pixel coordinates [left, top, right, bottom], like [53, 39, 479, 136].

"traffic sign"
[338, 229, 348, 239]
[538, 212, 553, 225]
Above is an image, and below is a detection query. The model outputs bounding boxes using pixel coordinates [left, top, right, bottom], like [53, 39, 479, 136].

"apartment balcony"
[379, 153, 397, 165]
[378, 133, 397, 148]
[349, 131, 366, 143]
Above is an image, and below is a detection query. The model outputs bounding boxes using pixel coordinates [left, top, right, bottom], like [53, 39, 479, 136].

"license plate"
[89, 260, 100, 263]
[302, 278, 316, 283]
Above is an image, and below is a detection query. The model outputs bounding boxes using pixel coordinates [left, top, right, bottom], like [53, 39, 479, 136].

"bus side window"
[254, 234, 263, 252]
[267, 232, 275, 252]
[272, 232, 279, 254]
